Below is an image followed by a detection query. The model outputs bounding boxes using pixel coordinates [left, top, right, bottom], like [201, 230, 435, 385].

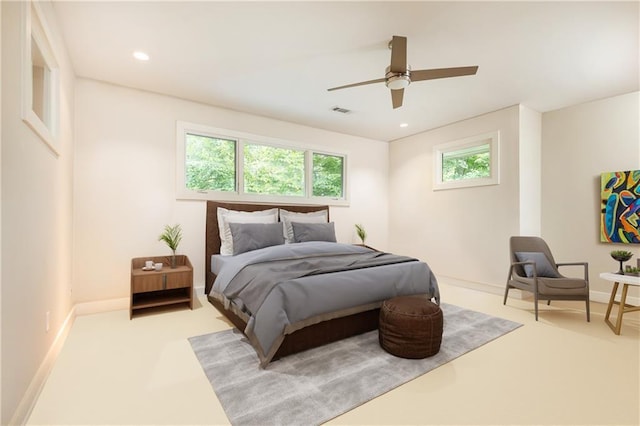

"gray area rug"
[189, 303, 522, 426]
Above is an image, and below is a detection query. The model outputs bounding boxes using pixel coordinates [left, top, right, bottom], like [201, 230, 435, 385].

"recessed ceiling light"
[400, 123, 408, 128]
[133, 51, 150, 61]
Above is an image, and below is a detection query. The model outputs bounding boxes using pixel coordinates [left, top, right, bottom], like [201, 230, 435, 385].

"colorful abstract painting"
[601, 170, 640, 244]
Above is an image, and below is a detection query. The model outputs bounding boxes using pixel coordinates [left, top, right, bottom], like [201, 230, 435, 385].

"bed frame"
[205, 201, 380, 360]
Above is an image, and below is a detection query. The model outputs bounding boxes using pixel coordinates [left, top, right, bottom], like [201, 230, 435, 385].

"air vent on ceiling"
[332, 106, 352, 114]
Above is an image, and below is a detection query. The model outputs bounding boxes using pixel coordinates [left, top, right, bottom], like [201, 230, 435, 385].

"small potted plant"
[159, 224, 182, 268]
[624, 265, 640, 277]
[610, 250, 633, 274]
[355, 224, 367, 246]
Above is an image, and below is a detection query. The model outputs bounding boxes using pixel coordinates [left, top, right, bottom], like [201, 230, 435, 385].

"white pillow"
[279, 209, 328, 243]
[217, 207, 278, 255]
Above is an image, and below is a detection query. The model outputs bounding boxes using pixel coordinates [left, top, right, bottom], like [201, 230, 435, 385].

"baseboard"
[73, 297, 129, 316]
[58, 290, 205, 317]
[437, 275, 529, 299]
[438, 275, 640, 306]
[590, 288, 639, 305]
[10, 305, 76, 425]
[195, 284, 206, 298]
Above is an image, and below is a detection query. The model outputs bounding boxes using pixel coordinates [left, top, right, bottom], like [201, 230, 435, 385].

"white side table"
[599, 272, 640, 335]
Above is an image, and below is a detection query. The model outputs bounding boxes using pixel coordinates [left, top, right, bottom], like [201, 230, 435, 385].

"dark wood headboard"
[205, 201, 329, 294]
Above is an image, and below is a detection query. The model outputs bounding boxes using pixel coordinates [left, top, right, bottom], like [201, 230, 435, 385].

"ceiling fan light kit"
[385, 66, 411, 90]
[328, 35, 479, 109]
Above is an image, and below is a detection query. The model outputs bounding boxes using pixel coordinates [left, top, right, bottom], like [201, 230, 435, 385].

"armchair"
[504, 236, 590, 321]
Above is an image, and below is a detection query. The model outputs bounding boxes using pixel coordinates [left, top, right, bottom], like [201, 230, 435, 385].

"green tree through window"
[442, 143, 490, 182]
[313, 153, 344, 197]
[179, 122, 347, 202]
[185, 133, 235, 191]
[244, 144, 304, 196]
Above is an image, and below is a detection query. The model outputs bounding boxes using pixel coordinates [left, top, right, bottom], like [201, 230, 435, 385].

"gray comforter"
[211, 242, 439, 366]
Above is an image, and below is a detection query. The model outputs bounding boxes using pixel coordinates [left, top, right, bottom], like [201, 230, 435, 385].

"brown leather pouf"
[379, 295, 443, 359]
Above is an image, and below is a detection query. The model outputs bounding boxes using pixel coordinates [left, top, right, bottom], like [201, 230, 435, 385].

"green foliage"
[185, 134, 235, 191]
[313, 153, 343, 197]
[159, 224, 182, 253]
[185, 134, 345, 198]
[355, 224, 367, 244]
[442, 151, 490, 182]
[610, 250, 633, 261]
[624, 265, 639, 274]
[244, 144, 304, 195]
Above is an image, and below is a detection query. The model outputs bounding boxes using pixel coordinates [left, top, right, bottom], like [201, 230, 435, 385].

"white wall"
[388, 106, 522, 291]
[518, 105, 542, 235]
[73, 79, 389, 303]
[0, 3, 4, 422]
[542, 92, 640, 300]
[1, 1, 75, 423]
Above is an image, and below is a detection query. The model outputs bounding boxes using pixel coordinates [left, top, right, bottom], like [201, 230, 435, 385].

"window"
[244, 144, 305, 196]
[176, 122, 348, 205]
[21, 1, 60, 155]
[433, 131, 500, 190]
[185, 133, 236, 192]
[442, 143, 490, 181]
[312, 153, 344, 198]
[31, 37, 51, 126]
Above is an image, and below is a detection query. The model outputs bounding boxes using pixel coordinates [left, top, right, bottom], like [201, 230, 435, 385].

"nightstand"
[130, 255, 193, 319]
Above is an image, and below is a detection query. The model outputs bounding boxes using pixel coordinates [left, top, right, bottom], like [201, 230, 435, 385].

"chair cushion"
[515, 252, 561, 278]
[537, 277, 589, 296]
[512, 276, 588, 296]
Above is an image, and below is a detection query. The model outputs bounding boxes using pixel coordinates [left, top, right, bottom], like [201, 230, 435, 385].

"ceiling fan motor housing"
[385, 65, 411, 90]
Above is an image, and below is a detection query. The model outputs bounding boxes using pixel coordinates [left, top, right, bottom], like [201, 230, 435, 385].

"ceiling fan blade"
[389, 35, 407, 73]
[391, 88, 404, 109]
[411, 66, 479, 82]
[327, 77, 386, 91]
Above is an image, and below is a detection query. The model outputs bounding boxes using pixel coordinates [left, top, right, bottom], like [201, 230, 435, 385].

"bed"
[205, 201, 439, 366]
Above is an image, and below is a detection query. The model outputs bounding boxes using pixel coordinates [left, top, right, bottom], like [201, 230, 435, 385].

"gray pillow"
[291, 222, 337, 243]
[229, 222, 285, 255]
[515, 252, 561, 278]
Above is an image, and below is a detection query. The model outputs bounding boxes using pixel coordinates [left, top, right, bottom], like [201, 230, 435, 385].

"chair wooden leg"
[547, 300, 551, 305]
[585, 299, 590, 322]
[504, 269, 514, 306]
[534, 292, 539, 321]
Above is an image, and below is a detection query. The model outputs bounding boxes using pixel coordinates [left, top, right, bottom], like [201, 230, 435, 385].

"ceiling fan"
[328, 35, 478, 109]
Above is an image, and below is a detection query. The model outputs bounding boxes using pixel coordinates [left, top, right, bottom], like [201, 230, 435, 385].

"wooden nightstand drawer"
[130, 255, 194, 319]
[132, 274, 163, 293]
[166, 271, 191, 289]
[132, 269, 192, 293]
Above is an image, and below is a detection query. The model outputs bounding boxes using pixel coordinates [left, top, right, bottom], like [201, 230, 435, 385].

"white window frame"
[433, 131, 500, 191]
[176, 121, 349, 206]
[309, 150, 347, 200]
[21, 0, 60, 156]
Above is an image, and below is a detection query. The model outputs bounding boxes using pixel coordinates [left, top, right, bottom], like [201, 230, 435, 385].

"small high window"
[433, 131, 500, 190]
[21, 1, 60, 155]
